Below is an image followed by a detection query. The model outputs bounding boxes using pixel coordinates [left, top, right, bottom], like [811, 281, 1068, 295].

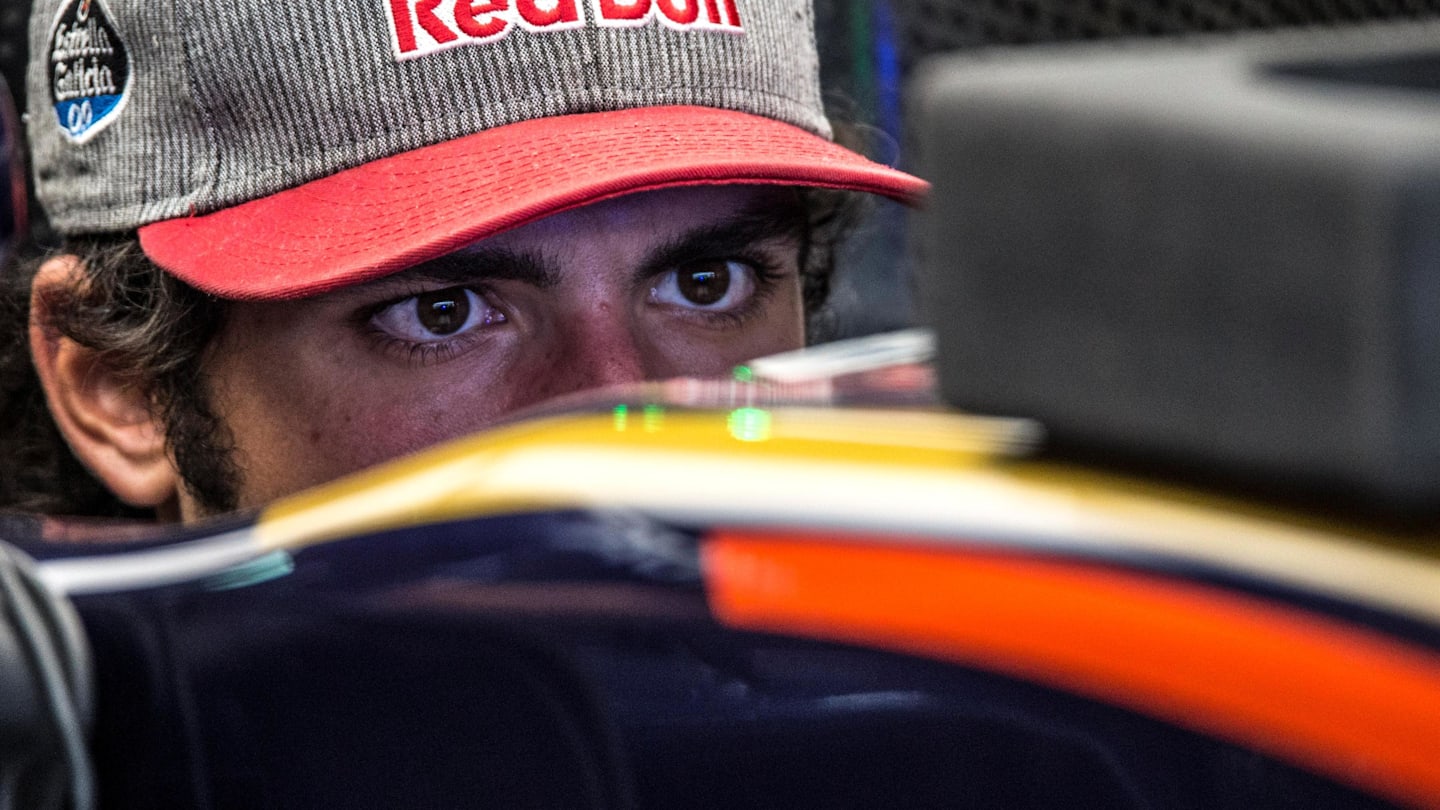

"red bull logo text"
[385, 0, 744, 59]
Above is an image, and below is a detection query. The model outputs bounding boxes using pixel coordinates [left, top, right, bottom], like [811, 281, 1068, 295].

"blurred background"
[810, 0, 1440, 338]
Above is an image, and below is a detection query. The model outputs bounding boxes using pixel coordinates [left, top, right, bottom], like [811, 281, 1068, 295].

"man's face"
[192, 185, 808, 516]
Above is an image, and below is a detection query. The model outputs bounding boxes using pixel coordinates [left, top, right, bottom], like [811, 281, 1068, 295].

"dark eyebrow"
[364, 190, 807, 294]
[632, 192, 809, 284]
[402, 246, 559, 290]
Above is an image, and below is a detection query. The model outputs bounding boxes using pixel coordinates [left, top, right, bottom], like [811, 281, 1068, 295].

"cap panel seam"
[175, 0, 220, 215]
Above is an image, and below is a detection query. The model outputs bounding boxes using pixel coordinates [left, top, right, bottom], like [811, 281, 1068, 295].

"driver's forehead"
[452, 184, 805, 266]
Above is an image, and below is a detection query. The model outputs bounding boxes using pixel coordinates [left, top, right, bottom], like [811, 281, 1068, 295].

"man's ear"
[28, 255, 181, 509]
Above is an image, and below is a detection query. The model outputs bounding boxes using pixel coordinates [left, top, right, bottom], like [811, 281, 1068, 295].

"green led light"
[613, 404, 629, 431]
[728, 407, 772, 443]
[643, 404, 665, 432]
[733, 365, 755, 383]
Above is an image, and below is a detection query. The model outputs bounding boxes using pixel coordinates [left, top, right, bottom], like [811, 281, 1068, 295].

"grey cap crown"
[28, 0, 829, 235]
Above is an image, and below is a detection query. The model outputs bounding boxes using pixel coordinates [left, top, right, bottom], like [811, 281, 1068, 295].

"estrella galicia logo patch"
[48, 0, 131, 143]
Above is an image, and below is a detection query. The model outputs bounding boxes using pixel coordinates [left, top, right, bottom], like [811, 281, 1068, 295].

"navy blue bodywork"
[18, 510, 1405, 809]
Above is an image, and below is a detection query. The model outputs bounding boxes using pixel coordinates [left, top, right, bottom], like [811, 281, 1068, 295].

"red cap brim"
[138, 106, 929, 300]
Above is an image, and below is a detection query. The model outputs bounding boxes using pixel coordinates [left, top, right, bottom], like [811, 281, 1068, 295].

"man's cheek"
[341, 386, 515, 467]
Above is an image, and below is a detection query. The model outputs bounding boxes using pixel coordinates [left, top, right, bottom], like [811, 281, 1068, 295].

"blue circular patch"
[47, 0, 131, 143]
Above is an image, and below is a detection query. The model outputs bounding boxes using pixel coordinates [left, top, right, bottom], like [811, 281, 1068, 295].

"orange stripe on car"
[703, 532, 1440, 809]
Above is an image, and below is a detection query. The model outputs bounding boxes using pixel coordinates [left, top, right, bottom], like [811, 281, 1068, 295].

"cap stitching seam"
[176, 0, 220, 214]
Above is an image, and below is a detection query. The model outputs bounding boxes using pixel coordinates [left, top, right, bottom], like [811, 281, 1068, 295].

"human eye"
[367, 286, 506, 361]
[648, 259, 765, 316]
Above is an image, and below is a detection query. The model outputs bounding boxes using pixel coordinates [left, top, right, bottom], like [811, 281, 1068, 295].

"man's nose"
[540, 308, 650, 397]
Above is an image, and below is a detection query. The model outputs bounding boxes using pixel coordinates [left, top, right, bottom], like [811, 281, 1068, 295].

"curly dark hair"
[0, 188, 862, 519]
[1, 235, 238, 516]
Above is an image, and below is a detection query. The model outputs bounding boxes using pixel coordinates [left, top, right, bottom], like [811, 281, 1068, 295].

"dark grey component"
[912, 21, 1440, 511]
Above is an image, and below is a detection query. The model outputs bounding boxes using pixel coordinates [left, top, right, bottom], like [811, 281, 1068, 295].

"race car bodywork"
[13, 364, 1440, 809]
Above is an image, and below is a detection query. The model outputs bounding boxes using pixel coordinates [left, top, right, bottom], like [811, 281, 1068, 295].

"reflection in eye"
[371, 287, 506, 342]
[651, 260, 757, 311]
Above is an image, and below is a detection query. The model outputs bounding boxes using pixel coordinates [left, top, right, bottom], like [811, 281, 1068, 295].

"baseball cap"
[28, 0, 928, 300]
